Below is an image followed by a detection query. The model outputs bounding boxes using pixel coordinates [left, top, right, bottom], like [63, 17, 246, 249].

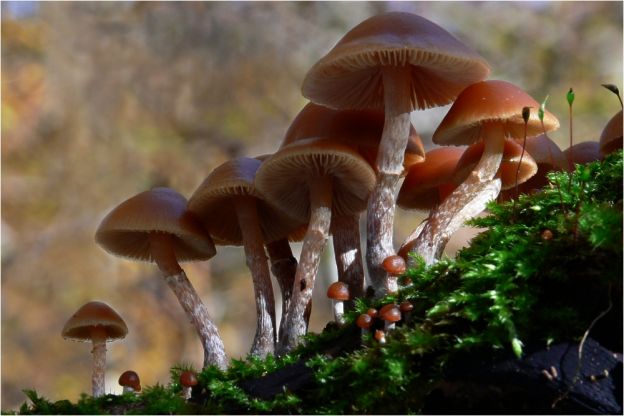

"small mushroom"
[381, 255, 406, 294]
[62, 301, 128, 398]
[379, 303, 401, 331]
[355, 313, 373, 338]
[366, 308, 378, 318]
[563, 141, 601, 167]
[399, 301, 414, 324]
[179, 370, 198, 401]
[599, 110, 623, 157]
[118, 370, 141, 394]
[327, 282, 350, 324]
[374, 329, 386, 344]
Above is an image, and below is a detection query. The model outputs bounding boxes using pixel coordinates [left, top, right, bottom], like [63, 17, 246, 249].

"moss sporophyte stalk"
[17, 152, 622, 415]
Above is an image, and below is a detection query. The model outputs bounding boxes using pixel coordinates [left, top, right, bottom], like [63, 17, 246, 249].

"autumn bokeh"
[2, 1, 622, 409]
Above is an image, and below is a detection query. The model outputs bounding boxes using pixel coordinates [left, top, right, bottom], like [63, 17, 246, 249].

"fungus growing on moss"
[381, 255, 406, 294]
[61, 301, 128, 398]
[327, 281, 350, 324]
[118, 370, 141, 394]
[179, 370, 198, 401]
[302, 11, 490, 296]
[95, 187, 227, 369]
[599, 110, 623, 157]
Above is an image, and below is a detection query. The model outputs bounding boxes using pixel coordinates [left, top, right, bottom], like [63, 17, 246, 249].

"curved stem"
[278, 176, 332, 354]
[90, 327, 107, 398]
[410, 125, 505, 266]
[235, 196, 276, 357]
[151, 231, 228, 369]
[366, 66, 413, 297]
[331, 214, 364, 309]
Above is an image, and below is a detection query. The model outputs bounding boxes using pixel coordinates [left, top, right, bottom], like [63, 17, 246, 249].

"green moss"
[11, 152, 622, 414]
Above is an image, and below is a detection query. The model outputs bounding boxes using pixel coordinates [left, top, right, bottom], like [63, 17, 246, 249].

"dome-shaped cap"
[62, 301, 128, 342]
[327, 281, 350, 301]
[95, 188, 216, 263]
[255, 139, 376, 223]
[433, 80, 560, 146]
[563, 141, 601, 166]
[281, 103, 425, 171]
[379, 303, 401, 322]
[397, 147, 465, 210]
[188, 157, 303, 245]
[517, 134, 567, 171]
[453, 138, 538, 190]
[599, 110, 623, 156]
[303, 12, 490, 111]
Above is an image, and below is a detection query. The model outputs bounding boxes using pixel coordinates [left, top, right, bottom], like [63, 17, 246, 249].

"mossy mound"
[11, 151, 623, 415]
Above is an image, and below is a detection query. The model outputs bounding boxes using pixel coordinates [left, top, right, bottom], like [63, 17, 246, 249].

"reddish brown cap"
[599, 110, 623, 156]
[255, 139, 376, 223]
[188, 157, 304, 245]
[119, 370, 141, 392]
[327, 281, 350, 301]
[381, 255, 406, 276]
[366, 308, 378, 318]
[374, 329, 386, 343]
[453, 138, 538, 190]
[397, 147, 465, 210]
[281, 102, 424, 173]
[433, 80, 560, 146]
[303, 12, 490, 110]
[399, 301, 414, 313]
[516, 134, 567, 171]
[95, 187, 216, 263]
[356, 313, 373, 329]
[62, 301, 128, 342]
[179, 371, 198, 388]
[379, 304, 401, 322]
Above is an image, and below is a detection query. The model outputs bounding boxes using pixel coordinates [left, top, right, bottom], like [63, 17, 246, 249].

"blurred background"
[2, 1, 622, 409]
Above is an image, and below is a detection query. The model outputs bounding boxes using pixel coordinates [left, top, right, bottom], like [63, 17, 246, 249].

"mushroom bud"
[327, 281, 350, 325]
[374, 329, 387, 344]
[119, 370, 141, 394]
[399, 301, 414, 324]
[381, 255, 406, 294]
[179, 370, 198, 401]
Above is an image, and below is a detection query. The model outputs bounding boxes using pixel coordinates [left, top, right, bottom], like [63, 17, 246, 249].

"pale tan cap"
[255, 139, 376, 223]
[95, 187, 216, 262]
[433, 80, 560, 146]
[302, 12, 490, 110]
[516, 134, 567, 170]
[62, 301, 128, 342]
[188, 157, 304, 245]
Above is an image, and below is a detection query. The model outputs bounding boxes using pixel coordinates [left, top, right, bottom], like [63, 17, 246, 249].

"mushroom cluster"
[73, 11, 617, 384]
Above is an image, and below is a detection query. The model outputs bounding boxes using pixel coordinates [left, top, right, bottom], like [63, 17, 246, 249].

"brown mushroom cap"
[327, 281, 350, 301]
[188, 157, 303, 245]
[179, 371, 198, 387]
[381, 255, 406, 276]
[281, 102, 425, 172]
[119, 370, 141, 391]
[599, 110, 623, 156]
[453, 138, 538, 190]
[397, 147, 465, 210]
[399, 301, 414, 313]
[302, 12, 490, 110]
[356, 313, 373, 329]
[515, 134, 567, 170]
[433, 80, 560, 146]
[379, 303, 401, 322]
[95, 187, 216, 262]
[255, 139, 376, 223]
[563, 141, 602, 166]
[62, 301, 128, 342]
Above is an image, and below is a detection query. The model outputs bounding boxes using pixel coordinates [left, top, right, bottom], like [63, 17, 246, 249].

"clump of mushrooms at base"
[71, 10, 618, 387]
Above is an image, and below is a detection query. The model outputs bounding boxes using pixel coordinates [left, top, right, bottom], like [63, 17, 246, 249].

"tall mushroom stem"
[266, 239, 309, 341]
[331, 214, 364, 310]
[366, 66, 413, 296]
[90, 327, 108, 398]
[409, 124, 505, 266]
[149, 233, 228, 370]
[234, 196, 276, 357]
[279, 177, 332, 354]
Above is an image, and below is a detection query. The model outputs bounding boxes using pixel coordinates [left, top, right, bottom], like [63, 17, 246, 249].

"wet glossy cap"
[62, 301, 128, 342]
[179, 371, 198, 388]
[119, 370, 141, 392]
[379, 303, 401, 322]
[303, 12, 490, 110]
[433, 80, 560, 146]
[327, 281, 350, 301]
[95, 188, 216, 262]
[356, 313, 373, 329]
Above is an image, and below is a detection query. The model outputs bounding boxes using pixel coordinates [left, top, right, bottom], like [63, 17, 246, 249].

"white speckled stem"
[331, 214, 364, 310]
[235, 196, 276, 358]
[163, 271, 229, 369]
[90, 327, 107, 398]
[332, 300, 345, 324]
[182, 386, 192, 400]
[410, 126, 504, 266]
[278, 177, 332, 354]
[367, 66, 413, 297]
